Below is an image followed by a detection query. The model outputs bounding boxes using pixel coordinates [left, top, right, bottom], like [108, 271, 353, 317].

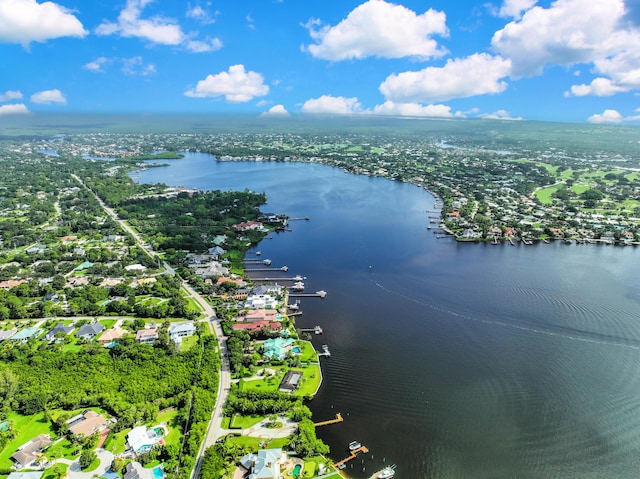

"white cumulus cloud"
[96, 0, 185, 44]
[186, 37, 222, 53]
[186, 4, 216, 24]
[479, 109, 523, 120]
[83, 57, 109, 72]
[494, 0, 537, 19]
[185, 65, 269, 103]
[301, 95, 362, 114]
[379, 53, 512, 103]
[568, 77, 627, 96]
[492, 0, 632, 78]
[30, 89, 66, 104]
[372, 101, 462, 118]
[261, 105, 290, 117]
[0, 103, 29, 115]
[121, 56, 156, 76]
[587, 108, 640, 123]
[304, 0, 448, 61]
[0, 0, 87, 46]
[96, 0, 222, 52]
[0, 90, 22, 102]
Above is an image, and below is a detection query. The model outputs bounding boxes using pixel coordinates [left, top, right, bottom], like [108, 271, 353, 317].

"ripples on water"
[138, 154, 640, 479]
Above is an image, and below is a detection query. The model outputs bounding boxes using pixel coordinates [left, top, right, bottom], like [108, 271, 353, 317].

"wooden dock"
[314, 413, 343, 427]
[289, 290, 327, 298]
[245, 266, 288, 272]
[300, 326, 323, 334]
[334, 446, 369, 468]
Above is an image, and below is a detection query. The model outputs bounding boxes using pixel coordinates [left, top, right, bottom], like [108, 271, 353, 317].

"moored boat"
[377, 464, 396, 478]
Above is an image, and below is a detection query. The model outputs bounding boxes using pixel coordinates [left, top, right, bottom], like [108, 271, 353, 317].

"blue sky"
[1, 0, 640, 123]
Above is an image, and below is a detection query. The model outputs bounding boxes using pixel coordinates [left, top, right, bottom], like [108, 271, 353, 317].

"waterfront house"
[135, 328, 159, 344]
[245, 294, 278, 310]
[75, 323, 105, 340]
[239, 448, 286, 479]
[232, 320, 282, 333]
[262, 337, 295, 360]
[279, 370, 303, 393]
[232, 221, 266, 232]
[11, 434, 51, 469]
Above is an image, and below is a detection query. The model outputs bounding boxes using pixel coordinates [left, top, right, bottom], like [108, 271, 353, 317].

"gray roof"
[45, 323, 74, 340]
[75, 323, 105, 338]
[7, 473, 44, 479]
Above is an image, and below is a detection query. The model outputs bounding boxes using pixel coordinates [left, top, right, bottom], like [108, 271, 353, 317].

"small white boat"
[377, 465, 396, 478]
[348, 441, 361, 451]
[291, 281, 305, 291]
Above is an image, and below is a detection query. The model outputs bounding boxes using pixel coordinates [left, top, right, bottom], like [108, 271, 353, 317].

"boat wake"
[367, 270, 640, 352]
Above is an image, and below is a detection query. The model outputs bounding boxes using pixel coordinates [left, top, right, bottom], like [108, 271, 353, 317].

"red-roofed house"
[232, 320, 282, 332]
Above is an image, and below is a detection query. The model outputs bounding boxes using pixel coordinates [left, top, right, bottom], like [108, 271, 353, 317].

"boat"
[348, 441, 361, 451]
[291, 281, 305, 291]
[263, 259, 272, 266]
[377, 465, 396, 478]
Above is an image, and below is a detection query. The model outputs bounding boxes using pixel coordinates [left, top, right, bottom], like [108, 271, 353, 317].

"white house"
[168, 322, 195, 344]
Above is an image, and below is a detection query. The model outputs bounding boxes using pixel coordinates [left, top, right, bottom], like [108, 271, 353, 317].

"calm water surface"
[137, 153, 640, 479]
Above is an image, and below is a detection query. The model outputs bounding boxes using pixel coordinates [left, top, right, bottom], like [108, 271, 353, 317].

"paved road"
[73, 174, 233, 479]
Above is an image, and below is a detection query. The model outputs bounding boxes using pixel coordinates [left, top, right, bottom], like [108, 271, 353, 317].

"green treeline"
[118, 189, 267, 253]
[0, 334, 220, 479]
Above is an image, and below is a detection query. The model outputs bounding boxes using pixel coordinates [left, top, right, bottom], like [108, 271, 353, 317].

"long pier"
[248, 277, 303, 281]
[289, 290, 327, 298]
[334, 446, 369, 468]
[300, 325, 323, 334]
[245, 266, 289, 272]
[314, 413, 342, 427]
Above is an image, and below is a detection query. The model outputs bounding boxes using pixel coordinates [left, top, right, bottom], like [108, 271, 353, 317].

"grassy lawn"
[82, 455, 101, 472]
[229, 415, 263, 429]
[99, 319, 117, 329]
[154, 409, 181, 447]
[44, 438, 77, 462]
[537, 162, 559, 175]
[296, 341, 317, 363]
[0, 412, 55, 469]
[296, 364, 322, 396]
[183, 295, 201, 315]
[239, 363, 322, 397]
[570, 183, 591, 195]
[43, 464, 69, 479]
[180, 335, 198, 351]
[104, 429, 128, 455]
[535, 184, 562, 204]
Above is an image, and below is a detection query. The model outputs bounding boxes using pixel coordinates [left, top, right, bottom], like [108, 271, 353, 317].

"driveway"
[65, 449, 114, 479]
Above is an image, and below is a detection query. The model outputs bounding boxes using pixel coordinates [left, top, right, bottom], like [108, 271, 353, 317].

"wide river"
[137, 153, 640, 479]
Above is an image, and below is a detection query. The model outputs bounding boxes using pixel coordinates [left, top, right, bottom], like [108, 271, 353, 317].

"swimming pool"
[292, 464, 302, 478]
[152, 466, 164, 479]
[292, 347, 301, 354]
